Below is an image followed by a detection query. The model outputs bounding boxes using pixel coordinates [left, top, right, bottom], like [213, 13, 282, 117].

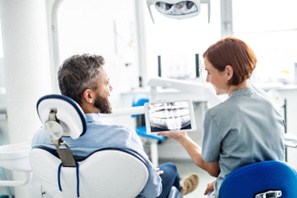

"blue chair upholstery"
[132, 97, 166, 142]
[219, 160, 297, 198]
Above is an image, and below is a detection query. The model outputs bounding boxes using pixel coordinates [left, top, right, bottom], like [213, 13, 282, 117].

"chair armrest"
[0, 172, 32, 187]
[284, 133, 297, 148]
[136, 126, 166, 142]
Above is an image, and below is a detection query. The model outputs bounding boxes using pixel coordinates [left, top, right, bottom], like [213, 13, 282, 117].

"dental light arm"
[147, 77, 221, 107]
[148, 77, 203, 92]
[110, 106, 145, 116]
[201, 0, 211, 23]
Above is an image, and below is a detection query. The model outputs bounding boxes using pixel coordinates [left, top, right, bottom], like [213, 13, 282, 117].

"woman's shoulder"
[206, 98, 236, 115]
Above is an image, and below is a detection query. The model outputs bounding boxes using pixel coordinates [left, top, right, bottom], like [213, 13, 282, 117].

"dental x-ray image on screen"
[145, 100, 196, 133]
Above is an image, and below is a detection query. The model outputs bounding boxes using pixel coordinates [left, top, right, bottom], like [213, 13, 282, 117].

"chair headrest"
[36, 94, 87, 140]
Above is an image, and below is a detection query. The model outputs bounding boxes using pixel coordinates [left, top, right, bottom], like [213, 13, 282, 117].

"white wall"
[57, 0, 140, 110]
[0, 0, 53, 197]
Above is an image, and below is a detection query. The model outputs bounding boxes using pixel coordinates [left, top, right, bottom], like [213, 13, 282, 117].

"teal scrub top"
[202, 86, 285, 197]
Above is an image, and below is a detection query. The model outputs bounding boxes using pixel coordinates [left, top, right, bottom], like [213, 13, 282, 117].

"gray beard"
[94, 95, 112, 114]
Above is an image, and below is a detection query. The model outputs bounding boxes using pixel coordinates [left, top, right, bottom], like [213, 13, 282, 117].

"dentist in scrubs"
[158, 36, 285, 198]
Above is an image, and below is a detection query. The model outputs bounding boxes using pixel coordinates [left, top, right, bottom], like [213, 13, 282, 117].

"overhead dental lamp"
[146, 0, 210, 23]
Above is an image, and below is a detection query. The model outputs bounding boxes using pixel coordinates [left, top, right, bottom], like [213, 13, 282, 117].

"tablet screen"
[145, 100, 196, 133]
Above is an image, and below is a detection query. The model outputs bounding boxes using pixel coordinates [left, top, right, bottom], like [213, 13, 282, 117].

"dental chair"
[30, 94, 182, 198]
[219, 160, 297, 198]
[30, 94, 149, 198]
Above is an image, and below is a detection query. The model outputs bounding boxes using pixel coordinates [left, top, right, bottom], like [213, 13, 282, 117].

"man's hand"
[154, 167, 164, 176]
[204, 181, 215, 195]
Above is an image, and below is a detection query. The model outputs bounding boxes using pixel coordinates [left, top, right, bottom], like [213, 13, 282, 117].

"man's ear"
[225, 65, 233, 80]
[82, 89, 95, 104]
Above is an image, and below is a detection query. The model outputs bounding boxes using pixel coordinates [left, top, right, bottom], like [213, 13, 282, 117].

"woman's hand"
[157, 131, 188, 141]
[204, 181, 215, 195]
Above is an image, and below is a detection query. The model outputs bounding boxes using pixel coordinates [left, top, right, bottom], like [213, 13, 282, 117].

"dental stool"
[30, 94, 149, 198]
[219, 160, 297, 198]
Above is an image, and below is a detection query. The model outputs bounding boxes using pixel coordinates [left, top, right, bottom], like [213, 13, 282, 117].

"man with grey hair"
[32, 54, 198, 197]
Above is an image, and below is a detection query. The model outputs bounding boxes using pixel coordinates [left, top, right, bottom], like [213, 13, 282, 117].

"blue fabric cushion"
[219, 160, 297, 198]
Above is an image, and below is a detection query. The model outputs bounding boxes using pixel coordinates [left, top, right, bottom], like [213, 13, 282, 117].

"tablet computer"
[144, 100, 196, 133]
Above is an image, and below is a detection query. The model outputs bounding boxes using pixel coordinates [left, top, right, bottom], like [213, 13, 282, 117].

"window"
[232, 0, 297, 84]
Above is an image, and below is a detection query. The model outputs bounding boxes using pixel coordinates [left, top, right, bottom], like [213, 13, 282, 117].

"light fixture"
[146, 0, 210, 23]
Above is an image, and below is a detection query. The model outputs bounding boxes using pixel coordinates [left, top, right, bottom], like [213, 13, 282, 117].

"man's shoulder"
[87, 122, 134, 137]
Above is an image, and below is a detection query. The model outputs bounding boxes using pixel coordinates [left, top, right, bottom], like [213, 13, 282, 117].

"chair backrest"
[32, 94, 149, 197]
[36, 94, 87, 140]
[30, 147, 149, 198]
[219, 160, 297, 198]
